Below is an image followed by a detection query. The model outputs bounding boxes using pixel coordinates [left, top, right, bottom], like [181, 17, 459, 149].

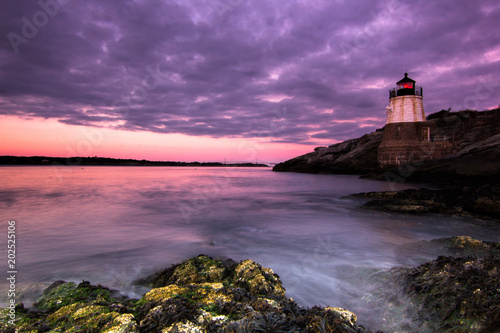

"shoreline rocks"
[2, 243, 499, 332]
[272, 131, 383, 175]
[400, 255, 500, 332]
[350, 185, 500, 221]
[273, 109, 500, 180]
[4, 255, 372, 333]
[273, 110, 500, 221]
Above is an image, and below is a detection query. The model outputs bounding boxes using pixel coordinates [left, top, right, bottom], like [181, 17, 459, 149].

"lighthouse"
[377, 73, 452, 167]
[385, 73, 425, 123]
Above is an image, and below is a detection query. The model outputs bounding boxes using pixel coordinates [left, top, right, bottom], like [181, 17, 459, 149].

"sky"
[1, 0, 499, 163]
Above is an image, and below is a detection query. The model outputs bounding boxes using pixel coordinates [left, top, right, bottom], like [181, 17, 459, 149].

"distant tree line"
[0, 156, 268, 167]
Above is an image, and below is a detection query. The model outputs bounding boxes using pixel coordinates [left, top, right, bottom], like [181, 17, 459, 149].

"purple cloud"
[1, 0, 499, 146]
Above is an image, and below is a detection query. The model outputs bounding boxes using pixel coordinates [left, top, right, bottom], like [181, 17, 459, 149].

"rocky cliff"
[273, 109, 500, 183]
[272, 130, 383, 174]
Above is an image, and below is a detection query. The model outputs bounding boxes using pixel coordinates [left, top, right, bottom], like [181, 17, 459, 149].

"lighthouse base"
[377, 122, 452, 167]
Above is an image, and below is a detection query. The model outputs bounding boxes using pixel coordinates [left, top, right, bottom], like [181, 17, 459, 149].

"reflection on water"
[1, 166, 499, 330]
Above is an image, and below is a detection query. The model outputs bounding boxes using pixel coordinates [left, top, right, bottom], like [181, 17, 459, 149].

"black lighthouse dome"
[389, 73, 423, 98]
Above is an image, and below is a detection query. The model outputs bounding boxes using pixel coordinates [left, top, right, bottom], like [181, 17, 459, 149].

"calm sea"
[1, 166, 499, 330]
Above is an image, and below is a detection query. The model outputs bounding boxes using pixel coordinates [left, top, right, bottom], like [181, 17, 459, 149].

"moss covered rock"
[5, 255, 372, 333]
[8, 281, 137, 333]
[137, 255, 235, 288]
[402, 255, 500, 332]
[233, 259, 286, 298]
[396, 236, 500, 265]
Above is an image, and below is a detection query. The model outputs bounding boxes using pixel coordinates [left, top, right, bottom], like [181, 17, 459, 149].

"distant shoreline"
[0, 156, 269, 167]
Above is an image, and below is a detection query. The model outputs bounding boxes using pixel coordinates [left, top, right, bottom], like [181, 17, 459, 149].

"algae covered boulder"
[7, 280, 138, 333]
[137, 255, 236, 288]
[396, 236, 500, 265]
[402, 255, 500, 332]
[137, 255, 285, 298]
[3, 255, 372, 333]
[233, 259, 286, 298]
[134, 255, 369, 332]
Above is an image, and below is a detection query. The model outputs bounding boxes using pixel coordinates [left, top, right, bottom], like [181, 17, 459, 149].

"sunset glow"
[0, 115, 312, 163]
[1, 0, 499, 163]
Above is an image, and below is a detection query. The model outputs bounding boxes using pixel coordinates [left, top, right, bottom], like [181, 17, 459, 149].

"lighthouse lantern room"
[385, 73, 425, 124]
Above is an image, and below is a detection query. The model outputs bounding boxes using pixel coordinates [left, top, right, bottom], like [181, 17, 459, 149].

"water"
[1, 166, 499, 330]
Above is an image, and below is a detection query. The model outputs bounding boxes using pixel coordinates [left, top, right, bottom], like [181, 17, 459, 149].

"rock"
[8, 251, 499, 332]
[274, 109, 500, 184]
[273, 131, 383, 174]
[395, 236, 500, 266]
[164, 321, 203, 332]
[7, 255, 373, 333]
[402, 255, 500, 332]
[136, 254, 235, 288]
[11, 280, 138, 333]
[352, 185, 500, 220]
[326, 307, 358, 326]
[34, 280, 115, 313]
[234, 259, 286, 298]
[105, 313, 138, 333]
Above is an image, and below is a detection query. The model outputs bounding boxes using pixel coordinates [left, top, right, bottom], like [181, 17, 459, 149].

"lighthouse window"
[398, 82, 413, 89]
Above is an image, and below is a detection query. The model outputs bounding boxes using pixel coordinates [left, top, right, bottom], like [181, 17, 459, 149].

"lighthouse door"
[422, 127, 430, 142]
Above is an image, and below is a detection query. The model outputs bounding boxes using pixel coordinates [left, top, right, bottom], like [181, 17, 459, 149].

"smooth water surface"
[1, 166, 499, 330]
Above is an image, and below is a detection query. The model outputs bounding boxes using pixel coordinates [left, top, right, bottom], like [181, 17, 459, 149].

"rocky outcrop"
[394, 236, 500, 265]
[3, 242, 499, 333]
[273, 109, 500, 181]
[398, 132, 500, 184]
[351, 184, 500, 220]
[400, 255, 500, 332]
[334, 237, 500, 332]
[272, 130, 383, 174]
[5, 255, 371, 333]
[398, 237, 500, 332]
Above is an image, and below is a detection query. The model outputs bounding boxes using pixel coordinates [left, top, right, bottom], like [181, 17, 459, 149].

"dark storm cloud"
[1, 0, 499, 145]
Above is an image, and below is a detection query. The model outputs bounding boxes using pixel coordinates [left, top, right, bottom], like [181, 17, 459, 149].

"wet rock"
[33, 280, 115, 313]
[6, 255, 373, 333]
[10, 280, 138, 333]
[136, 254, 235, 288]
[402, 255, 500, 332]
[234, 259, 286, 298]
[352, 185, 500, 220]
[396, 236, 500, 265]
[106, 313, 137, 333]
[5, 248, 500, 333]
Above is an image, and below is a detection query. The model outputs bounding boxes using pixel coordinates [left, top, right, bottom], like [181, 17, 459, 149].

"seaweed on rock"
[4, 255, 372, 333]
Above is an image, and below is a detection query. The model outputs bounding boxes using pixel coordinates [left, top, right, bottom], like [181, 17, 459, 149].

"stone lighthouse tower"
[378, 73, 452, 166]
[385, 73, 425, 123]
